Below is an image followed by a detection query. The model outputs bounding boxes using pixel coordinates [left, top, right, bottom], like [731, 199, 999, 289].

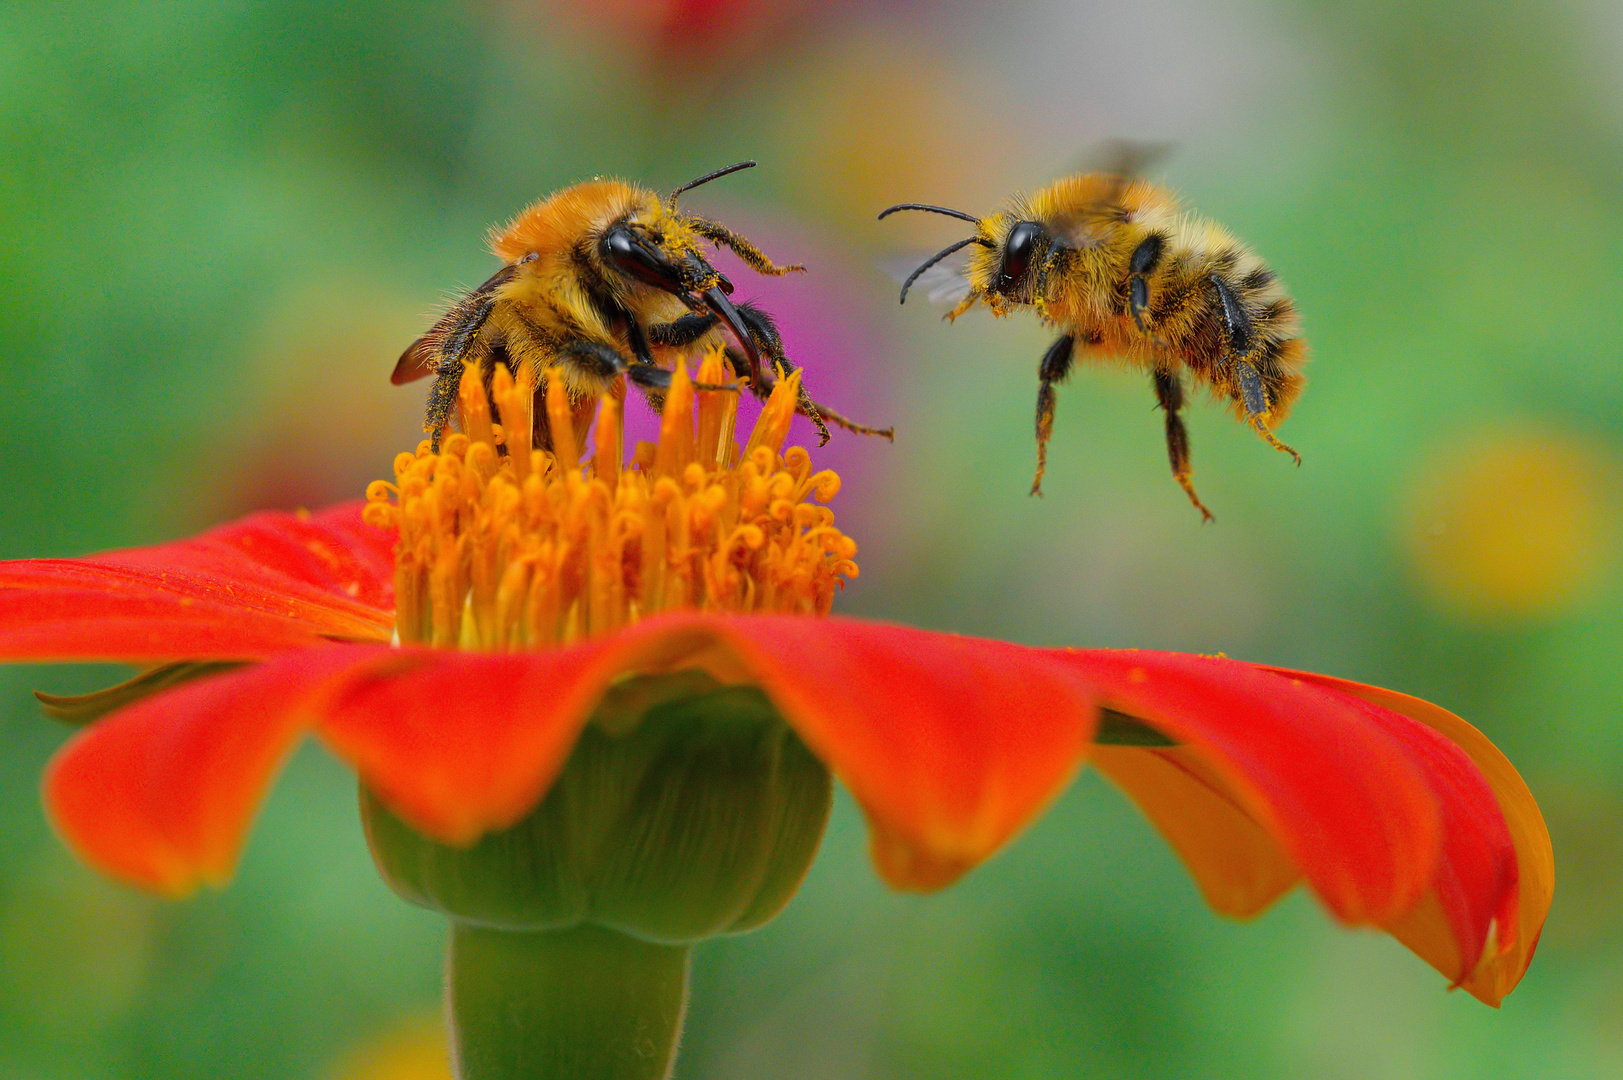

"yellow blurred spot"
[1401, 424, 1617, 620]
[771, 34, 1016, 240]
[326, 1016, 452, 1080]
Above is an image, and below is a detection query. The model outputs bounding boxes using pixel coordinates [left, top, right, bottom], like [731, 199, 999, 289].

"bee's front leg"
[651, 303, 892, 445]
[646, 312, 718, 349]
[650, 300, 783, 396]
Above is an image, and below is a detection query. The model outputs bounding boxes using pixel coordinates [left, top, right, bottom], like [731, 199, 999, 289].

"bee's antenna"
[899, 237, 994, 305]
[878, 203, 981, 225]
[670, 161, 757, 208]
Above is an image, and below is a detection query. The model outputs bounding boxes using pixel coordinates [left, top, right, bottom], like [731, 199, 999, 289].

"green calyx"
[360, 672, 834, 943]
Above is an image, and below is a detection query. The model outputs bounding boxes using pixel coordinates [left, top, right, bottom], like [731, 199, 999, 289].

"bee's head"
[878, 202, 1052, 310]
[592, 160, 769, 308]
[597, 207, 728, 304]
[492, 164, 769, 375]
[594, 191, 761, 375]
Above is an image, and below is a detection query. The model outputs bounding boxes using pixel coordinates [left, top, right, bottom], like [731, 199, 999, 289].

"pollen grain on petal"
[368, 347, 859, 649]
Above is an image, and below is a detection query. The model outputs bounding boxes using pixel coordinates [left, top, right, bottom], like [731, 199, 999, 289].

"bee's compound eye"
[602, 227, 640, 265]
[601, 225, 683, 292]
[999, 221, 1043, 290]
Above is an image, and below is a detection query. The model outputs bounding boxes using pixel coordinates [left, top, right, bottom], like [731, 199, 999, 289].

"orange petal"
[1321, 685, 1516, 994]
[315, 647, 632, 845]
[1049, 650, 1442, 926]
[634, 616, 1100, 890]
[0, 502, 394, 662]
[1272, 670, 1549, 1007]
[94, 501, 395, 616]
[42, 645, 393, 894]
[1090, 744, 1299, 919]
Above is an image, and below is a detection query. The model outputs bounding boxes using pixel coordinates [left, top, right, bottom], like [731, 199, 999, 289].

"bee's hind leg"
[426, 340, 494, 451]
[1152, 370, 1214, 523]
[1235, 360, 1301, 466]
[1031, 332, 1076, 496]
[1212, 271, 1300, 466]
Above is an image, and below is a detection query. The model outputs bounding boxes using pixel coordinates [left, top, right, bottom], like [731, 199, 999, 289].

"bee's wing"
[881, 252, 975, 308]
[392, 263, 518, 384]
[1068, 138, 1172, 184]
[391, 336, 440, 385]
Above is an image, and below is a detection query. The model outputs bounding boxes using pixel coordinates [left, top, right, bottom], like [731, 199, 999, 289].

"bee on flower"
[393, 161, 891, 452]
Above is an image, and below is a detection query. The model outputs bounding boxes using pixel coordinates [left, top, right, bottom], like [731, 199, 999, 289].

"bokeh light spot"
[1400, 423, 1618, 621]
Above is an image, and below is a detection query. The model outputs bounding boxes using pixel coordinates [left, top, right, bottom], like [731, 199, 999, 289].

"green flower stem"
[449, 923, 689, 1080]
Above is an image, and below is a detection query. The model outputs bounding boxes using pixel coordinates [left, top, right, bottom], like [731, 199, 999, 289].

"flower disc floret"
[362, 350, 858, 648]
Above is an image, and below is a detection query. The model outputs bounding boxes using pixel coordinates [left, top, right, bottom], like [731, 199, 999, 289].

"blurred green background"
[3, 0, 1621, 1076]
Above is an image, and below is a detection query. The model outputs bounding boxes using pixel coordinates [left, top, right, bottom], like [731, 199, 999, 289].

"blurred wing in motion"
[1051, 138, 1175, 247]
[1069, 138, 1173, 185]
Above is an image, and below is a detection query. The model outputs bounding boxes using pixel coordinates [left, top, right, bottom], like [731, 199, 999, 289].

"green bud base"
[359, 674, 834, 1080]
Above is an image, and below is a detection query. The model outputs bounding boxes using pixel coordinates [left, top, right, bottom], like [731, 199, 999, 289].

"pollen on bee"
[363, 347, 857, 649]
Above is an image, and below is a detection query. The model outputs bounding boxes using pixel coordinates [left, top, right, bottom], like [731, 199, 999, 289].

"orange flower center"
[362, 349, 858, 648]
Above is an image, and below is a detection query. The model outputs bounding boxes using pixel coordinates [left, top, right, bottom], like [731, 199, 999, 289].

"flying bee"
[880, 165, 1305, 520]
[394, 161, 891, 452]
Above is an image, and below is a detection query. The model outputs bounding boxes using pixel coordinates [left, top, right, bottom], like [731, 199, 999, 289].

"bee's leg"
[1212, 273, 1300, 466]
[1152, 370, 1214, 522]
[1031, 249, 1068, 312]
[1234, 360, 1301, 465]
[425, 338, 495, 451]
[424, 362, 464, 452]
[745, 352, 894, 442]
[719, 303, 827, 446]
[524, 341, 627, 453]
[646, 309, 768, 397]
[646, 313, 718, 349]
[686, 218, 807, 277]
[732, 303, 893, 443]
[1128, 234, 1164, 331]
[944, 292, 979, 322]
[617, 354, 739, 396]
[653, 304, 890, 444]
[649, 304, 774, 394]
[1032, 332, 1076, 496]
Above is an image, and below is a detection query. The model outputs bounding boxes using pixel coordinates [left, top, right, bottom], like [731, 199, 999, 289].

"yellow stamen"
[743, 364, 799, 457]
[362, 348, 859, 648]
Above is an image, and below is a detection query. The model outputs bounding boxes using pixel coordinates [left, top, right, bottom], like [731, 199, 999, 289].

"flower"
[9, 351, 1549, 1023]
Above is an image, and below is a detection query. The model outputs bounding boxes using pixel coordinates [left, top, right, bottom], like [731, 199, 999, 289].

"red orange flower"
[9, 358, 1550, 1011]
